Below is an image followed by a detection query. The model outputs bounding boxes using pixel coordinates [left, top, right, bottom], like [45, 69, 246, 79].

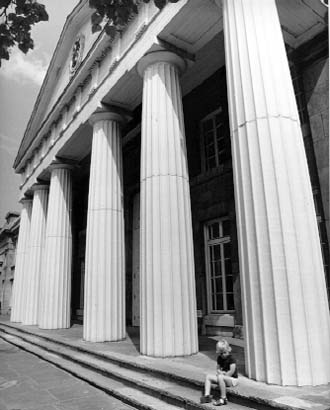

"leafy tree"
[0, 0, 48, 66]
[89, 0, 180, 38]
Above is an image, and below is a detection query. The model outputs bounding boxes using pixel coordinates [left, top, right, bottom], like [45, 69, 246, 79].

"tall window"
[201, 108, 229, 171]
[204, 218, 234, 313]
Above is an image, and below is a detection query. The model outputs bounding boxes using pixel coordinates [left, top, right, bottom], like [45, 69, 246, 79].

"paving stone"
[54, 394, 133, 410]
[47, 382, 99, 401]
[27, 367, 78, 389]
[0, 338, 134, 410]
[0, 381, 55, 409]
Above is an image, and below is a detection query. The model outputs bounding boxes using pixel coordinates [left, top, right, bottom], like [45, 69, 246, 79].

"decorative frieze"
[75, 86, 82, 114]
[108, 58, 119, 75]
[89, 62, 100, 96]
[50, 123, 57, 147]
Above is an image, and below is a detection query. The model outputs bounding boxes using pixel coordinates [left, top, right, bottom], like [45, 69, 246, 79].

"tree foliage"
[0, 0, 48, 66]
[89, 0, 180, 39]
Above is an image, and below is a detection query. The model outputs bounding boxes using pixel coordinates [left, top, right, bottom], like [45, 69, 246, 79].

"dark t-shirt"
[217, 354, 238, 378]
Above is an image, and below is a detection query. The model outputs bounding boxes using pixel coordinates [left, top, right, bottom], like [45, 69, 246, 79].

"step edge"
[0, 323, 292, 410]
[0, 332, 181, 410]
[0, 329, 214, 410]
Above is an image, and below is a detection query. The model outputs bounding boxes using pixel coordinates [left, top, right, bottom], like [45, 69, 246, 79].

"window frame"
[200, 107, 227, 173]
[204, 217, 234, 314]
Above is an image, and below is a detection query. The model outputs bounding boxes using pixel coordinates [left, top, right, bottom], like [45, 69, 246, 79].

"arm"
[224, 363, 236, 377]
[216, 364, 226, 375]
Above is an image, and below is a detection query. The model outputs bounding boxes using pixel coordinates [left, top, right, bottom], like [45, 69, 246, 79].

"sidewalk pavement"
[0, 338, 134, 410]
[0, 315, 330, 410]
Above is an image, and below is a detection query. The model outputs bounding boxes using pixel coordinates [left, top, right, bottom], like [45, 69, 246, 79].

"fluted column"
[22, 184, 48, 325]
[221, 0, 330, 385]
[137, 51, 198, 357]
[39, 163, 73, 329]
[10, 198, 32, 322]
[83, 109, 126, 342]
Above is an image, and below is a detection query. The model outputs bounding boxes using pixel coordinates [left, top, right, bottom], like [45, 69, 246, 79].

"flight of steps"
[0, 323, 270, 410]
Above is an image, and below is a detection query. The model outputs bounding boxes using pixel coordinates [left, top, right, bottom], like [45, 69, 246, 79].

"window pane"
[218, 152, 225, 165]
[227, 293, 234, 310]
[213, 223, 220, 239]
[203, 119, 213, 132]
[214, 260, 222, 276]
[222, 220, 230, 237]
[209, 223, 220, 240]
[217, 138, 225, 150]
[225, 259, 232, 276]
[206, 145, 215, 157]
[215, 113, 222, 126]
[213, 244, 221, 260]
[223, 242, 231, 258]
[226, 275, 233, 293]
[216, 124, 223, 138]
[211, 278, 216, 294]
[207, 157, 216, 170]
[216, 293, 224, 310]
[215, 277, 223, 293]
[205, 131, 214, 145]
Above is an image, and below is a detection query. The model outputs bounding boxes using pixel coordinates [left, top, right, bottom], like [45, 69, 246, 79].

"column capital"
[137, 50, 186, 77]
[48, 161, 74, 172]
[19, 197, 33, 205]
[89, 105, 132, 126]
[31, 183, 49, 192]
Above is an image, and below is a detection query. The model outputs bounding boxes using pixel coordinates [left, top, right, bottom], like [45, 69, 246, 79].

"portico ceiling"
[92, 0, 328, 127]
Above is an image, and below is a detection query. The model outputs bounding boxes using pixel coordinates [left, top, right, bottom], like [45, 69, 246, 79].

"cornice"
[13, 0, 89, 170]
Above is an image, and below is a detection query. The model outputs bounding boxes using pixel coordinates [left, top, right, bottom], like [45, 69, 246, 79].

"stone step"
[0, 327, 250, 410]
[0, 323, 273, 409]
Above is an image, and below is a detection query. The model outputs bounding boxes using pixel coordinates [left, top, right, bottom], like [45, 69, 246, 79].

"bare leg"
[217, 374, 227, 398]
[204, 374, 218, 396]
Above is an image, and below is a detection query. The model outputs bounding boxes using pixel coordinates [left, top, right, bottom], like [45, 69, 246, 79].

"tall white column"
[84, 109, 126, 342]
[10, 198, 32, 322]
[39, 163, 73, 329]
[137, 51, 198, 357]
[221, 0, 330, 385]
[22, 185, 48, 325]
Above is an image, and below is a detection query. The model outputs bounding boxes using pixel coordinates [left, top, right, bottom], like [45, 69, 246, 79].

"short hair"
[216, 339, 232, 354]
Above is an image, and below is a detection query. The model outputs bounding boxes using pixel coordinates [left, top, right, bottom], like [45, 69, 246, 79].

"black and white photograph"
[0, 1, 329, 409]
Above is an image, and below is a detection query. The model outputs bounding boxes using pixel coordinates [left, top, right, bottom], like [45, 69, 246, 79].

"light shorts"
[225, 377, 239, 387]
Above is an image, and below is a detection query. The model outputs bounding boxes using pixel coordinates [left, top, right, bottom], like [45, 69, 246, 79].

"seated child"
[200, 338, 238, 406]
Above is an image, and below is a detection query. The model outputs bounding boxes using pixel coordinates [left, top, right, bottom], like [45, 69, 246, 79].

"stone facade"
[10, 0, 330, 386]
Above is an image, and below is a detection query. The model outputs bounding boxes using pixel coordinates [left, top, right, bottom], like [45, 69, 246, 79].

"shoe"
[213, 397, 228, 406]
[200, 395, 213, 403]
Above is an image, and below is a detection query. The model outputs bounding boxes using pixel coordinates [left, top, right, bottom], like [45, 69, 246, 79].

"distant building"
[10, 0, 330, 386]
[0, 212, 20, 315]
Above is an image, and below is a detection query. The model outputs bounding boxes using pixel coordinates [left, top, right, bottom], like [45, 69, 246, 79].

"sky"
[0, 0, 79, 226]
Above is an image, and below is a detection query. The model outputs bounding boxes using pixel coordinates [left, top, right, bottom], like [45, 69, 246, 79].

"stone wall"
[303, 56, 329, 240]
[183, 68, 242, 328]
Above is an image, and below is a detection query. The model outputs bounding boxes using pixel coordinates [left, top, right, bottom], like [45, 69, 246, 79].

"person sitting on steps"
[200, 338, 238, 406]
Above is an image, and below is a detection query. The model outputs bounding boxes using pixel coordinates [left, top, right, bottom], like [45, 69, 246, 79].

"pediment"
[15, 0, 96, 168]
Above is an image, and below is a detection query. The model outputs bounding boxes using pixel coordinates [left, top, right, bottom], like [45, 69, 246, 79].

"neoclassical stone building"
[11, 0, 330, 386]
